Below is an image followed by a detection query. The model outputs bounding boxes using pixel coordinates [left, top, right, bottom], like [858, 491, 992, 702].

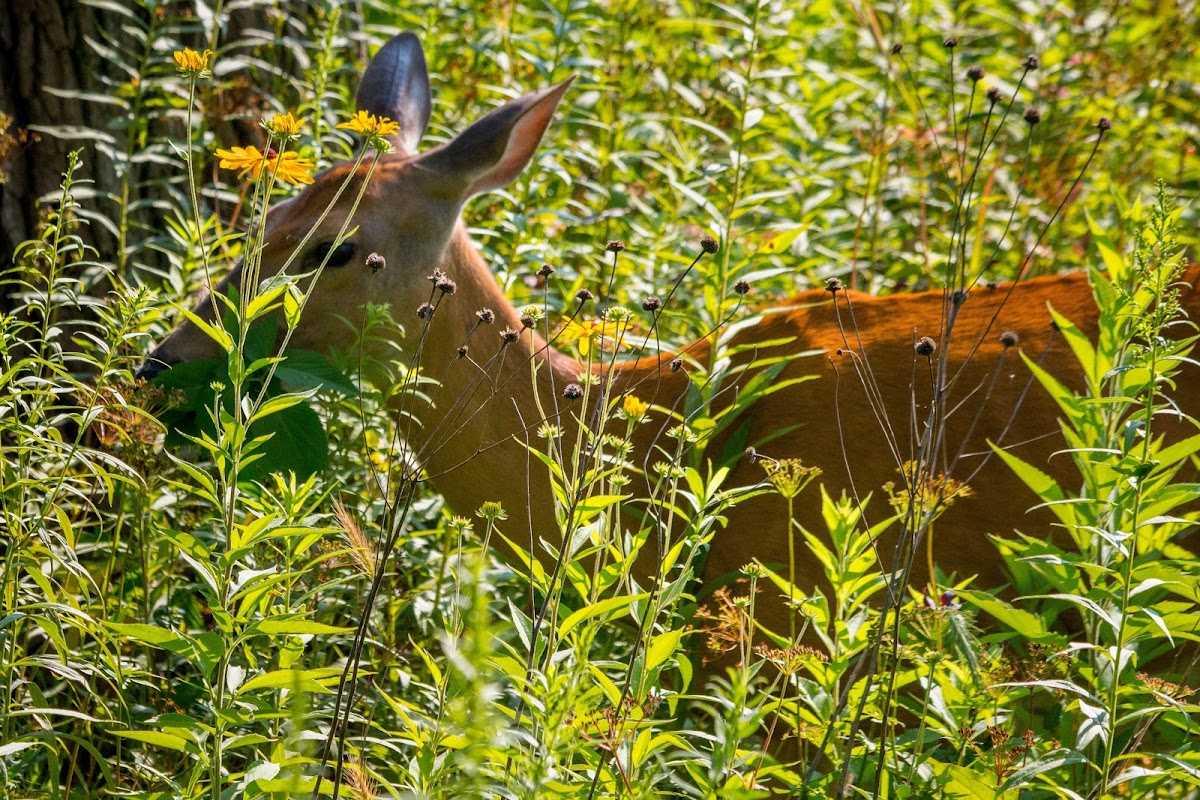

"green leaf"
[178, 307, 232, 352]
[250, 392, 308, 424]
[105, 622, 185, 648]
[152, 358, 222, 408]
[1047, 306, 1103, 392]
[753, 225, 805, 256]
[958, 590, 1057, 642]
[558, 593, 648, 639]
[240, 401, 328, 480]
[236, 669, 335, 695]
[989, 445, 1076, 529]
[111, 730, 196, 753]
[245, 278, 291, 322]
[242, 318, 279, 363]
[191, 632, 226, 679]
[275, 350, 358, 396]
[645, 629, 686, 673]
[573, 494, 630, 523]
[999, 748, 1091, 791]
[251, 619, 353, 636]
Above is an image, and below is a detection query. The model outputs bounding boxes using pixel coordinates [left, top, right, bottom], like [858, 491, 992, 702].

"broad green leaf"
[645, 629, 686, 673]
[241, 401, 328, 480]
[275, 350, 358, 396]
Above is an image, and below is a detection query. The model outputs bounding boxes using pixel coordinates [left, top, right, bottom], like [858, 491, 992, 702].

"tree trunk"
[0, 0, 116, 275]
[0, 0, 325, 296]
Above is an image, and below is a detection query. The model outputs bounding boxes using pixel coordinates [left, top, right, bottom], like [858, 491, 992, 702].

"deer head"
[138, 33, 572, 378]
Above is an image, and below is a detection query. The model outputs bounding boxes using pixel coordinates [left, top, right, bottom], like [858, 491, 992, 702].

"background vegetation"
[1, 0, 1198, 797]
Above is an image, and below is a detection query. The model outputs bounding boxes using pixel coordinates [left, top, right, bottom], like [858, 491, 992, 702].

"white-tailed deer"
[140, 34, 1200, 636]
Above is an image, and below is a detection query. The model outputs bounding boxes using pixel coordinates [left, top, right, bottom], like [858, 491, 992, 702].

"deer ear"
[422, 77, 573, 198]
[356, 32, 431, 154]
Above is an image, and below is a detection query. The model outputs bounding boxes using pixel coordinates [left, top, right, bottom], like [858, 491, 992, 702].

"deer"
[138, 33, 1200, 644]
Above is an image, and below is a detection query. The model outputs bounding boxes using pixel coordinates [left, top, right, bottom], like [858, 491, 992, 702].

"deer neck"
[399, 224, 585, 534]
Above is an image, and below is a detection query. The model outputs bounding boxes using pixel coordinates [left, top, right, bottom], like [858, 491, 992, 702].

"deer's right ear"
[421, 77, 574, 199]
[356, 32, 431, 154]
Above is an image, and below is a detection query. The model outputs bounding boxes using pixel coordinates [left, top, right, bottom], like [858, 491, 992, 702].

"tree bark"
[0, 0, 323, 294]
[0, 0, 115, 274]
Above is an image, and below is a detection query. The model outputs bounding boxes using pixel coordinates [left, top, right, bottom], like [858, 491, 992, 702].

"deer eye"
[313, 240, 357, 268]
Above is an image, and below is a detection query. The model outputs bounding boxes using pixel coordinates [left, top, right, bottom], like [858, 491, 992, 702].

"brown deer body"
[140, 34, 1200, 637]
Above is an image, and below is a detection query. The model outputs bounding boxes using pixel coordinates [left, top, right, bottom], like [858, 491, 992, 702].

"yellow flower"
[622, 394, 648, 419]
[264, 111, 303, 139]
[173, 48, 213, 77]
[337, 110, 401, 151]
[215, 145, 315, 186]
[557, 318, 631, 357]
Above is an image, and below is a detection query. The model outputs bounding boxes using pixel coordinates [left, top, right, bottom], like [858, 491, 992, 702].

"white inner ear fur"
[464, 97, 560, 197]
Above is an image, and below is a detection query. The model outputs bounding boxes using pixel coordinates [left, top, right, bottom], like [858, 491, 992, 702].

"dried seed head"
[1023, 107, 1042, 125]
[745, 446, 758, 464]
[436, 276, 456, 295]
[943, 36, 958, 48]
[538, 263, 555, 277]
[606, 239, 625, 253]
[1023, 54, 1040, 70]
[476, 308, 495, 324]
[951, 288, 968, 305]
[891, 42, 903, 55]
[417, 303, 434, 321]
[700, 234, 720, 254]
[456, 344, 469, 358]
[986, 86, 1004, 104]
[670, 357, 683, 373]
[427, 268, 446, 285]
[520, 313, 536, 329]
[500, 327, 520, 344]
[575, 288, 595, 303]
[915, 336, 937, 357]
[825, 277, 844, 293]
[563, 383, 583, 400]
[966, 65, 985, 82]
[734, 279, 751, 296]
[1000, 330, 1019, 348]
[641, 295, 662, 312]
[366, 252, 386, 273]
[1097, 117, 1112, 132]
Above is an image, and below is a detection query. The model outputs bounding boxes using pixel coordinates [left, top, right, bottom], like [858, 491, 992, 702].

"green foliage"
[2, 2, 1199, 799]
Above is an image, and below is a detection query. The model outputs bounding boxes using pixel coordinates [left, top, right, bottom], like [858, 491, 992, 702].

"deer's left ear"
[356, 32, 431, 154]
[420, 77, 574, 198]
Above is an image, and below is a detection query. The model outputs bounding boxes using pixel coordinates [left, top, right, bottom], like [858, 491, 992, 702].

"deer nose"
[135, 357, 175, 381]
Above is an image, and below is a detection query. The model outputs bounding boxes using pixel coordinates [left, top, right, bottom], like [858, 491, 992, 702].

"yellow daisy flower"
[337, 110, 401, 151]
[173, 48, 214, 77]
[263, 111, 303, 140]
[215, 145, 315, 186]
[557, 318, 630, 356]
[622, 394, 649, 419]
